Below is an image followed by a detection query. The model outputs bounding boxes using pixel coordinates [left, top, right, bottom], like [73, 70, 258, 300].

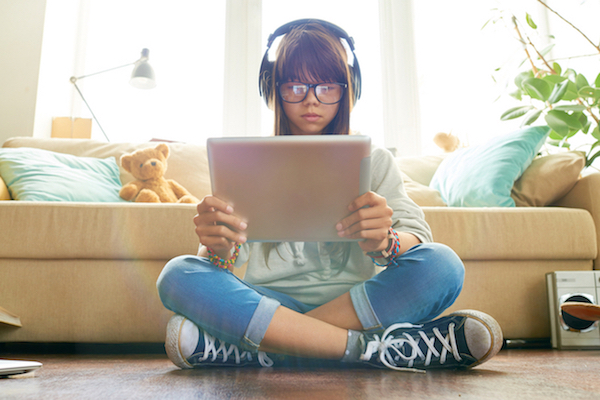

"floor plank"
[1, 349, 599, 399]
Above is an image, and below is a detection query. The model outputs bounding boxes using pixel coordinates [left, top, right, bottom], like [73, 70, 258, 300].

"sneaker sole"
[165, 314, 194, 369]
[452, 309, 504, 368]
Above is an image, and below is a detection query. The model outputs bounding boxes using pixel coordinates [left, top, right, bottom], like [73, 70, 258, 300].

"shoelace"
[198, 331, 274, 367]
[360, 322, 461, 373]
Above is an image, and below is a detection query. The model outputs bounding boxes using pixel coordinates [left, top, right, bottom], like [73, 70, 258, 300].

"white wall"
[0, 0, 47, 142]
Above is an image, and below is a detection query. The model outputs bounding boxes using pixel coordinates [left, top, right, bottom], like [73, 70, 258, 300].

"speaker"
[258, 19, 362, 107]
[546, 271, 600, 349]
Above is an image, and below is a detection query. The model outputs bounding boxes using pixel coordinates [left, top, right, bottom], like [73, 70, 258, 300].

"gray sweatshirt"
[233, 145, 432, 306]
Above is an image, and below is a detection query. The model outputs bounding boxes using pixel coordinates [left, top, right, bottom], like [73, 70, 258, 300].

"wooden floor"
[1, 347, 600, 399]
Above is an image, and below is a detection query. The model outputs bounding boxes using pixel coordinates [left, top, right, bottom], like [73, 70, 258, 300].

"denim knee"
[351, 242, 465, 329]
[421, 243, 465, 293]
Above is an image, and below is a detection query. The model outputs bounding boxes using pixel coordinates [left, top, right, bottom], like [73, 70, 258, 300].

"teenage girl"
[157, 19, 503, 371]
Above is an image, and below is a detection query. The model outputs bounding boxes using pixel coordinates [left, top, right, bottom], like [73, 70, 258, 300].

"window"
[75, 1, 226, 144]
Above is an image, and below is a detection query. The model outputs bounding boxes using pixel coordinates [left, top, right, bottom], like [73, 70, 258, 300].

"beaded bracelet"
[367, 228, 401, 267]
[207, 243, 241, 269]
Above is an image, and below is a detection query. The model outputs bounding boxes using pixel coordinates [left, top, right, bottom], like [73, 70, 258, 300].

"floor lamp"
[70, 48, 157, 142]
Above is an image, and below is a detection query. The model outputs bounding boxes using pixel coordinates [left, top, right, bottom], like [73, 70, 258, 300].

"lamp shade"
[130, 49, 156, 89]
[130, 60, 156, 89]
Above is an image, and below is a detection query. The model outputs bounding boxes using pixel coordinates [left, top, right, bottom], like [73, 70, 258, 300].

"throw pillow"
[511, 151, 586, 207]
[0, 147, 125, 202]
[429, 126, 550, 207]
[395, 154, 446, 186]
[401, 172, 447, 207]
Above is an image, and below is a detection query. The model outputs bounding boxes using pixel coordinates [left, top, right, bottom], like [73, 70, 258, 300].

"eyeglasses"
[277, 82, 347, 104]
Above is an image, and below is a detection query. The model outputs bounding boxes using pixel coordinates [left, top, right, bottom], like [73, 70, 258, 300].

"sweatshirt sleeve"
[370, 146, 433, 243]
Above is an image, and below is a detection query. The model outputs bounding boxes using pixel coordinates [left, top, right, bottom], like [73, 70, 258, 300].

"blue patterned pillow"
[430, 126, 550, 207]
[0, 147, 125, 202]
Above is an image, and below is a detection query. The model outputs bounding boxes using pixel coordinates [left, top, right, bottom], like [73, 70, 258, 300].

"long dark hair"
[271, 21, 354, 136]
[263, 21, 355, 268]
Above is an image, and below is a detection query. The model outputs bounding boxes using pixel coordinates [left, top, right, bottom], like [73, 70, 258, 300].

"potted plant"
[494, 0, 600, 168]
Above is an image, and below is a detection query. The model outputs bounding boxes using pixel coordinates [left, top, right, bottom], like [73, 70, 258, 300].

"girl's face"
[281, 80, 340, 135]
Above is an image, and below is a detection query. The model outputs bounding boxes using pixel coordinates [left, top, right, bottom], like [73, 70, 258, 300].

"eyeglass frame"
[276, 81, 348, 104]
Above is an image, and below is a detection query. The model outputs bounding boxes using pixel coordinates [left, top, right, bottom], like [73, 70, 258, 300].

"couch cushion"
[423, 207, 597, 261]
[2, 137, 212, 201]
[511, 151, 586, 207]
[0, 147, 124, 202]
[0, 176, 10, 200]
[0, 202, 199, 259]
[429, 126, 550, 207]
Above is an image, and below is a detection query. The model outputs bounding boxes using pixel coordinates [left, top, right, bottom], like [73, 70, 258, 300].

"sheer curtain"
[69, 0, 596, 153]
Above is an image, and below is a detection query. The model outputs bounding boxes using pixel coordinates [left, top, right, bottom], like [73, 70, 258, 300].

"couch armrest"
[554, 172, 600, 269]
[0, 176, 10, 200]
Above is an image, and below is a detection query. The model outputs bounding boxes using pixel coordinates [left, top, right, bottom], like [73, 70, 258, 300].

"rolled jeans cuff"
[241, 296, 281, 352]
[350, 283, 383, 332]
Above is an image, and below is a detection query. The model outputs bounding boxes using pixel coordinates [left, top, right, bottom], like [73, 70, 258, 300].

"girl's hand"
[194, 195, 247, 258]
[335, 191, 393, 253]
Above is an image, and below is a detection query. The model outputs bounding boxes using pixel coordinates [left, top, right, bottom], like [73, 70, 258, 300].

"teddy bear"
[433, 132, 461, 153]
[119, 143, 199, 203]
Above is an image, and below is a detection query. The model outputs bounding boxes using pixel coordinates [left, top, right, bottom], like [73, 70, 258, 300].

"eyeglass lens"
[279, 82, 344, 104]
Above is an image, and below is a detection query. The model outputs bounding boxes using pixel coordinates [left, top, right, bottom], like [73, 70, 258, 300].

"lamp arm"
[71, 81, 110, 142]
[70, 61, 136, 83]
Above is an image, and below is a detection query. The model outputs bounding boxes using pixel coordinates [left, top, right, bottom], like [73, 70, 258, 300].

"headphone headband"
[258, 19, 362, 107]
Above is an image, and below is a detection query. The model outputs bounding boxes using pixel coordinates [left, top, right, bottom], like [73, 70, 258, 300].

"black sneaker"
[360, 310, 503, 372]
[165, 314, 274, 368]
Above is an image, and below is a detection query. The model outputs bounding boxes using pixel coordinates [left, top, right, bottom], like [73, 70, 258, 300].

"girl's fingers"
[194, 195, 248, 248]
[337, 193, 392, 236]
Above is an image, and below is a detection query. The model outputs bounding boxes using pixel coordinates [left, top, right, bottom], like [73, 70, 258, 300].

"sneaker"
[165, 314, 274, 368]
[360, 310, 503, 372]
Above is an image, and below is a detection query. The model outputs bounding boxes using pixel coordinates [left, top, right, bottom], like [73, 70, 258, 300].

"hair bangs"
[277, 27, 348, 84]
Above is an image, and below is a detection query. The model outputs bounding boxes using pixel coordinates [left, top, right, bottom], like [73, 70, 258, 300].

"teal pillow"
[430, 126, 550, 207]
[0, 147, 126, 202]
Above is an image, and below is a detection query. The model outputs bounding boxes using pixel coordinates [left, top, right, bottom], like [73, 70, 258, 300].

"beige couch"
[0, 137, 597, 343]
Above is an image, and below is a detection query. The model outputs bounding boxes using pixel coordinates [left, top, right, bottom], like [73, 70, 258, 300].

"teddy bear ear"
[155, 143, 170, 159]
[120, 154, 132, 173]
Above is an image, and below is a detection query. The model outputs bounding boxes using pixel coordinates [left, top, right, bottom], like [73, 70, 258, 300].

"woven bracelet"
[369, 228, 401, 267]
[207, 243, 241, 269]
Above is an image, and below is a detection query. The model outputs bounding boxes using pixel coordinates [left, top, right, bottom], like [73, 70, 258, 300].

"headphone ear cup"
[258, 53, 274, 108]
[350, 58, 362, 105]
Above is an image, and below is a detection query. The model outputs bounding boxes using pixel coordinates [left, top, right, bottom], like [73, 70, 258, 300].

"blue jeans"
[156, 243, 464, 352]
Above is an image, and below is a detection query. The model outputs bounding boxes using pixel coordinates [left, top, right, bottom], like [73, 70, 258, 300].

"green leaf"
[553, 104, 586, 112]
[521, 109, 542, 126]
[561, 81, 580, 101]
[526, 13, 537, 29]
[580, 113, 590, 134]
[543, 75, 567, 84]
[564, 69, 577, 80]
[592, 126, 600, 140]
[579, 86, 600, 99]
[509, 89, 523, 101]
[548, 130, 563, 140]
[515, 71, 534, 90]
[545, 110, 583, 136]
[546, 138, 571, 149]
[576, 74, 590, 90]
[586, 147, 600, 167]
[538, 44, 555, 58]
[548, 79, 569, 104]
[595, 72, 600, 88]
[501, 105, 534, 121]
[553, 63, 562, 76]
[523, 78, 552, 101]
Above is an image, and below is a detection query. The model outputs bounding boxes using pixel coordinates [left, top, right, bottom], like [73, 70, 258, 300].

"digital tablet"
[0, 359, 42, 377]
[207, 135, 371, 242]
